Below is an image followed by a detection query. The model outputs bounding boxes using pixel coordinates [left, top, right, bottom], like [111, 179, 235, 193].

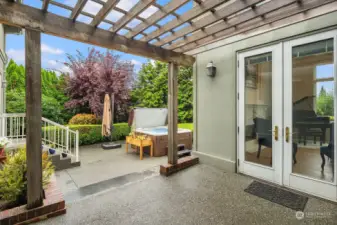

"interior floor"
[245, 147, 334, 182]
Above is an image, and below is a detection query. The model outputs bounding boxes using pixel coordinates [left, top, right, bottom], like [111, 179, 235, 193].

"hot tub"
[130, 108, 192, 157]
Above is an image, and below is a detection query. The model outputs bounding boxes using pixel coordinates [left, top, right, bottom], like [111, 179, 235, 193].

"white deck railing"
[0, 113, 79, 162]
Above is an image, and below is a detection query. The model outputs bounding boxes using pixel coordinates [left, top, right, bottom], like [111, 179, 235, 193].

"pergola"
[0, 0, 335, 209]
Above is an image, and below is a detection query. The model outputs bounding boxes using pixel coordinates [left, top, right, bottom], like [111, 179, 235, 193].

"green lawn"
[178, 123, 193, 131]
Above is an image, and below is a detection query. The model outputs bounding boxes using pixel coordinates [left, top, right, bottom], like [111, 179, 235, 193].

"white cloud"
[116, 0, 139, 11]
[41, 43, 64, 55]
[82, 1, 102, 15]
[6, 49, 25, 63]
[139, 6, 158, 19]
[131, 59, 142, 66]
[45, 59, 71, 75]
[47, 59, 58, 66]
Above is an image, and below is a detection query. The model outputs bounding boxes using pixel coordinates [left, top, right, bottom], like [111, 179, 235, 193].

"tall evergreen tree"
[131, 61, 193, 123]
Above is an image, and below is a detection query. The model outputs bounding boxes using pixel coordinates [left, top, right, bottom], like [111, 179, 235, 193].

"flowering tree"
[65, 49, 134, 122]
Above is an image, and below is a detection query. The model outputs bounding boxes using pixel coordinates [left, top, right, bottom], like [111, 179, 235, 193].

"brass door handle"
[285, 127, 290, 142]
[274, 126, 278, 141]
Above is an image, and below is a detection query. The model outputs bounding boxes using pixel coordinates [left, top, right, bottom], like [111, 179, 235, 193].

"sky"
[6, 0, 193, 74]
[316, 64, 334, 95]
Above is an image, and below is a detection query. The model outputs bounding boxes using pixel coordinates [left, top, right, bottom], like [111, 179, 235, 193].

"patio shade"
[102, 94, 112, 137]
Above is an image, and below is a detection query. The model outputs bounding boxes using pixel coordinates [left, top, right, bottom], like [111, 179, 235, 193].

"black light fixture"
[206, 61, 216, 77]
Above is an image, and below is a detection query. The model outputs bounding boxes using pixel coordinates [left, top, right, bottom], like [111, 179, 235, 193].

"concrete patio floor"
[55, 143, 167, 194]
[39, 164, 336, 225]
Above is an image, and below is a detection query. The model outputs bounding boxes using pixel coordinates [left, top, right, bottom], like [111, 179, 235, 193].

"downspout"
[193, 55, 198, 151]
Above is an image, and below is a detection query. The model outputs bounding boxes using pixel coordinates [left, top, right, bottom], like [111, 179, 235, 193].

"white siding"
[193, 11, 337, 172]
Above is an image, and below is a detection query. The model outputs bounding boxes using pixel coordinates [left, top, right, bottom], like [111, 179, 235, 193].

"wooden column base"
[160, 156, 199, 176]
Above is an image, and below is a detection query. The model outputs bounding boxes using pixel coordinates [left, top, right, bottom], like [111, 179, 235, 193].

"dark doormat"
[244, 181, 308, 211]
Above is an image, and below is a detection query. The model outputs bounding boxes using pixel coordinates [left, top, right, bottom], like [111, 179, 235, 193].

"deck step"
[178, 149, 192, 158]
[178, 144, 185, 151]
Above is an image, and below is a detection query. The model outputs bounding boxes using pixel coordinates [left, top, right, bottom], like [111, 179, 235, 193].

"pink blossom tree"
[64, 48, 134, 122]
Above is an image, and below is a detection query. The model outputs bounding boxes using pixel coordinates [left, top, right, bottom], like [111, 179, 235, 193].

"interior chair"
[254, 117, 298, 164]
[320, 124, 334, 175]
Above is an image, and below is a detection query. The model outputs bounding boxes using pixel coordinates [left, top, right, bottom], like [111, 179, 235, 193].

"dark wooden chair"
[254, 117, 298, 164]
[320, 124, 334, 175]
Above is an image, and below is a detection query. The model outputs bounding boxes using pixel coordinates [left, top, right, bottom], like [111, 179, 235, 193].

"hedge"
[42, 123, 130, 146]
[42, 123, 193, 146]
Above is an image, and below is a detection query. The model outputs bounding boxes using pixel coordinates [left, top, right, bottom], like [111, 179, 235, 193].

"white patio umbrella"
[102, 94, 112, 137]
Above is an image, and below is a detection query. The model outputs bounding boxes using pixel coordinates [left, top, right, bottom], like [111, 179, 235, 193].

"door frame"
[237, 43, 283, 185]
[283, 30, 337, 200]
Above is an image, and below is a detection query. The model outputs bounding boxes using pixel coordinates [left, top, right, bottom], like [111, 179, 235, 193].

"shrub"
[69, 114, 99, 125]
[0, 148, 54, 205]
[42, 123, 130, 146]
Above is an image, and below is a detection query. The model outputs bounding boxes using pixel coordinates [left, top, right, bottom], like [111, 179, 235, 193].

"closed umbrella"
[102, 94, 111, 137]
[101, 93, 121, 150]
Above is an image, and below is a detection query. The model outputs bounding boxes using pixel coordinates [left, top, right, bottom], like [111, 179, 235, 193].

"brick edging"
[0, 175, 66, 225]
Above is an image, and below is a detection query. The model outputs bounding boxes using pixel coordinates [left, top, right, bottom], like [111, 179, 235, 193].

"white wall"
[193, 11, 337, 172]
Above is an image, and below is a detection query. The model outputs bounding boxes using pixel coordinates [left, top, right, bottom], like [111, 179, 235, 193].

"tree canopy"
[5, 59, 72, 124]
[65, 49, 134, 122]
[131, 61, 193, 123]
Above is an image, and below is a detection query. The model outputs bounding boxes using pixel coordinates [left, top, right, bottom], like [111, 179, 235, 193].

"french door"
[283, 31, 337, 200]
[238, 30, 337, 201]
[237, 44, 283, 185]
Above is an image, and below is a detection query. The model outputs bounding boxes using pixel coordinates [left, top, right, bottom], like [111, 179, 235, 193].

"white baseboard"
[192, 151, 236, 173]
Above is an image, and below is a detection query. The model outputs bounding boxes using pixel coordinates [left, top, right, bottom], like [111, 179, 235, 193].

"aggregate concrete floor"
[55, 143, 167, 194]
[39, 164, 337, 225]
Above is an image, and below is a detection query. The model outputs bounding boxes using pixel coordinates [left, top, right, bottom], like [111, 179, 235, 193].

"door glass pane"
[244, 52, 273, 167]
[292, 39, 335, 182]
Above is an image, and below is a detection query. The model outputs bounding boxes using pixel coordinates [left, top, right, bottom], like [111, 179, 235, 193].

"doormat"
[244, 181, 308, 211]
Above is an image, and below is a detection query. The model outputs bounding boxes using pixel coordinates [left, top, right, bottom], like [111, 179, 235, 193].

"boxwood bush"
[42, 123, 130, 146]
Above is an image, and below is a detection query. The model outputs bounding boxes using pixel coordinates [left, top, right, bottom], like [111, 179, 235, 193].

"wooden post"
[168, 62, 178, 165]
[25, 28, 43, 209]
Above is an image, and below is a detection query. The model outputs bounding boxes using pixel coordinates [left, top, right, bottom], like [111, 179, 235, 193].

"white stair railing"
[0, 113, 79, 162]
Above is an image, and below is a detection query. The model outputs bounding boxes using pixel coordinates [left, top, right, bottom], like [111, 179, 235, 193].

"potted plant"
[0, 137, 10, 163]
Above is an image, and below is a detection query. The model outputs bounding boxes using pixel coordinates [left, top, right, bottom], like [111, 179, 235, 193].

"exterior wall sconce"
[206, 61, 216, 77]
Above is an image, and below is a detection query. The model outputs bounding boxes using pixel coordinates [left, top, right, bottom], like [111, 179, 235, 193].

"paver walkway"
[39, 164, 337, 225]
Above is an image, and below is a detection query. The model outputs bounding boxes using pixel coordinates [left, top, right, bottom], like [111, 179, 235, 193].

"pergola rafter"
[110, 0, 155, 33]
[70, 0, 88, 21]
[125, 0, 190, 39]
[32, 0, 336, 54]
[91, 0, 120, 27]
[153, 0, 263, 47]
[139, 0, 227, 42]
[175, 0, 337, 52]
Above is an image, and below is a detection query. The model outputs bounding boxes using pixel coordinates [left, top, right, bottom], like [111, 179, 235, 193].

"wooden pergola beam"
[140, 0, 226, 42]
[167, 0, 302, 50]
[111, 0, 155, 33]
[70, 0, 88, 21]
[90, 0, 120, 27]
[125, 0, 190, 39]
[0, 0, 195, 66]
[167, 62, 178, 165]
[42, 0, 51, 12]
[25, 28, 43, 209]
[153, 0, 262, 47]
[177, 0, 336, 52]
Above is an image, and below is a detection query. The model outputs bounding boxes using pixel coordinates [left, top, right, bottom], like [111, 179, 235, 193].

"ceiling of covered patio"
[1, 0, 336, 65]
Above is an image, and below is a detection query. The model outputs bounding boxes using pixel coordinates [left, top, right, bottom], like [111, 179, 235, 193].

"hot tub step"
[178, 149, 192, 158]
[178, 144, 185, 151]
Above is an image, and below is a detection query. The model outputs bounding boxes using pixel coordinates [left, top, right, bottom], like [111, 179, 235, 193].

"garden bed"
[0, 175, 66, 224]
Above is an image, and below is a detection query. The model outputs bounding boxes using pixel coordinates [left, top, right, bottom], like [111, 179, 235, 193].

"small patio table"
[125, 136, 153, 160]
